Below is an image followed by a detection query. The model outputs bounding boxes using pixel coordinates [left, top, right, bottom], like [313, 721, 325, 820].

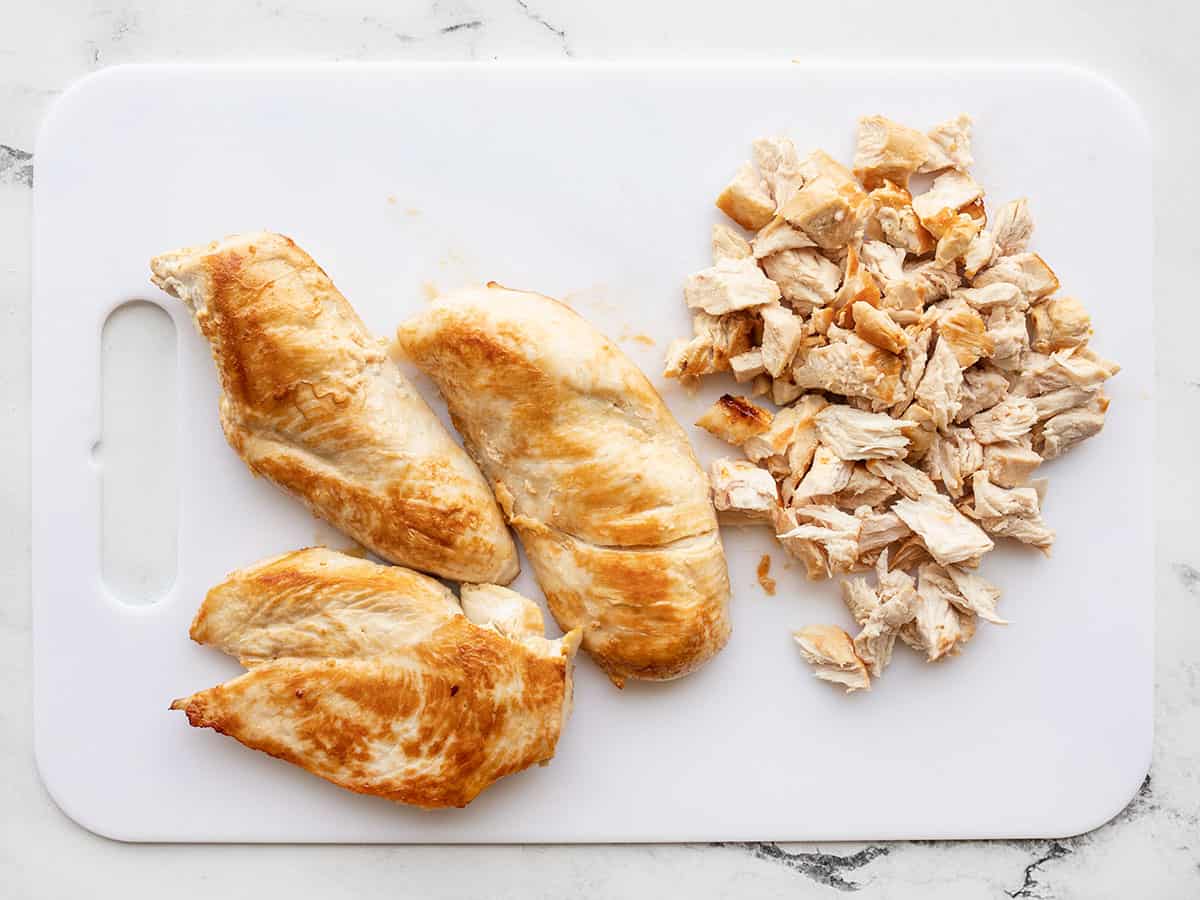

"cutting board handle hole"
[99, 301, 178, 606]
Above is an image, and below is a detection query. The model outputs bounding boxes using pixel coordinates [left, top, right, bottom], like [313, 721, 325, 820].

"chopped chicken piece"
[695, 394, 773, 445]
[1011, 346, 1120, 396]
[900, 563, 975, 661]
[935, 301, 994, 368]
[777, 504, 864, 574]
[760, 304, 805, 376]
[833, 245, 883, 314]
[875, 203, 937, 255]
[924, 426, 984, 498]
[751, 373, 772, 397]
[944, 565, 1006, 624]
[973, 252, 1059, 300]
[711, 222, 752, 263]
[962, 230, 998, 279]
[891, 327, 932, 414]
[790, 444, 855, 503]
[914, 337, 963, 430]
[985, 306, 1030, 371]
[1037, 394, 1109, 460]
[859, 239, 906, 283]
[979, 514, 1056, 554]
[814, 405, 914, 460]
[853, 115, 941, 189]
[971, 470, 1040, 520]
[685, 257, 781, 315]
[911, 171, 985, 237]
[852, 301, 908, 354]
[935, 213, 983, 266]
[899, 403, 937, 461]
[773, 506, 830, 578]
[807, 306, 836, 335]
[834, 466, 898, 510]
[797, 149, 859, 187]
[970, 397, 1038, 445]
[753, 216, 817, 258]
[893, 492, 994, 566]
[730, 348, 767, 382]
[662, 336, 710, 385]
[791, 331, 903, 405]
[992, 198, 1034, 256]
[1029, 296, 1092, 352]
[1031, 386, 1097, 422]
[955, 366, 1010, 423]
[772, 376, 805, 407]
[841, 575, 878, 625]
[889, 534, 935, 571]
[761, 248, 843, 308]
[924, 114, 973, 172]
[753, 136, 805, 209]
[780, 174, 870, 250]
[983, 441, 1042, 488]
[848, 554, 918, 676]
[793, 625, 870, 692]
[866, 458, 938, 499]
[879, 260, 962, 313]
[856, 510, 912, 555]
[716, 162, 775, 230]
[954, 282, 1027, 312]
[744, 395, 827, 471]
[710, 458, 779, 523]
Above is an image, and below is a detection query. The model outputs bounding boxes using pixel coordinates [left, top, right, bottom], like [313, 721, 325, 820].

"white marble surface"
[1, 2, 1196, 897]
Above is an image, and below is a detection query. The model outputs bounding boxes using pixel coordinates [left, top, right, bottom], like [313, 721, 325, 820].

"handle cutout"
[98, 301, 178, 605]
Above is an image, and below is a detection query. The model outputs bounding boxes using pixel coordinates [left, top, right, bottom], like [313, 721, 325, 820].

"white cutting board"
[32, 62, 1153, 842]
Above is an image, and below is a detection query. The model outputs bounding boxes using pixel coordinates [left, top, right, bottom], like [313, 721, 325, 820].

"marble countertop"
[2, 2, 1196, 897]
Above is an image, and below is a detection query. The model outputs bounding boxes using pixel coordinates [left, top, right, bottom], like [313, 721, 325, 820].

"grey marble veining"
[2, 2, 1197, 898]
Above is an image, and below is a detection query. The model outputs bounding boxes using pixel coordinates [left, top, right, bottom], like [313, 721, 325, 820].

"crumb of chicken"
[757, 554, 777, 596]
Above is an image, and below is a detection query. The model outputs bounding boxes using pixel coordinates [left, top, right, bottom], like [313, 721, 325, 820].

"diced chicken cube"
[853, 115, 941, 189]
[761, 248, 843, 307]
[711, 222, 752, 263]
[992, 198, 1034, 256]
[911, 171, 985, 237]
[790, 444, 855, 503]
[695, 393, 773, 445]
[983, 441, 1043, 488]
[685, 258, 781, 315]
[710, 458, 780, 523]
[985, 306, 1030, 372]
[852, 301, 908, 354]
[924, 426, 984, 498]
[797, 149, 859, 187]
[792, 625, 871, 692]
[962, 229, 998, 279]
[781, 175, 870, 250]
[729, 348, 767, 382]
[815, 405, 914, 460]
[893, 492, 994, 566]
[970, 397, 1038, 445]
[1037, 394, 1110, 460]
[914, 337, 964, 430]
[866, 458, 939, 499]
[955, 282, 1028, 312]
[955, 366, 1010, 423]
[760, 304, 805, 376]
[716, 162, 776, 230]
[753, 136, 805, 208]
[935, 213, 983, 266]
[1029, 296, 1092, 352]
[924, 114, 974, 172]
[752, 216, 817, 258]
[875, 203, 937, 255]
[833, 244, 883, 313]
[973, 252, 1060, 300]
[791, 332, 904, 405]
[879, 260, 962, 314]
[934, 301, 994, 368]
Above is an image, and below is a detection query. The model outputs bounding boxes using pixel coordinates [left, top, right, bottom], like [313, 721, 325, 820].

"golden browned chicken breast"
[395, 283, 732, 687]
[171, 548, 579, 809]
[150, 233, 517, 584]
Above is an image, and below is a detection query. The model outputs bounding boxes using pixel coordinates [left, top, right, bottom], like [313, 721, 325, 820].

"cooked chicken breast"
[150, 233, 517, 584]
[396, 284, 732, 686]
[172, 548, 580, 809]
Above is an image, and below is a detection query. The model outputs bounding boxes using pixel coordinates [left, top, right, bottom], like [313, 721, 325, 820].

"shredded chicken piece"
[856, 510, 912, 556]
[791, 332, 903, 405]
[899, 403, 937, 461]
[892, 493, 994, 566]
[777, 504, 863, 575]
[969, 397, 1038, 445]
[744, 395, 827, 472]
[753, 136, 805, 209]
[1037, 394, 1109, 460]
[935, 300, 994, 368]
[695, 394, 773, 445]
[833, 245, 883, 315]
[814, 405, 914, 460]
[924, 114, 973, 172]
[790, 444, 855, 504]
[710, 458, 779, 522]
[793, 625, 870, 692]
[924, 426, 984, 498]
[914, 337, 963, 430]
[992, 198, 1034, 256]
[685, 257, 781, 315]
[974, 252, 1059, 300]
[944, 565, 1006, 624]
[852, 301, 908, 354]
[853, 115, 942, 189]
[866, 458, 938, 500]
[985, 306, 1030, 371]
[983, 440, 1043, 488]
[935, 213, 983, 266]
[716, 162, 775, 230]
[729, 348, 766, 382]
[911, 171, 984, 238]
[970, 471, 1055, 552]
[761, 247, 843, 308]
[760, 304, 805, 376]
[889, 534, 934, 571]
[891, 327, 932, 414]
[900, 563, 975, 661]
[780, 174, 870, 250]
[955, 366, 1010, 423]
[1011, 346, 1120, 397]
[711, 222, 752, 263]
[1029, 296, 1092, 353]
[1031, 386, 1096, 423]
[834, 466, 898, 510]
[847, 553, 918, 676]
[752, 216, 817, 258]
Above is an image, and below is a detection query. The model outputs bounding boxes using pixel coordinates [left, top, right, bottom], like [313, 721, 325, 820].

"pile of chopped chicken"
[667, 114, 1119, 693]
